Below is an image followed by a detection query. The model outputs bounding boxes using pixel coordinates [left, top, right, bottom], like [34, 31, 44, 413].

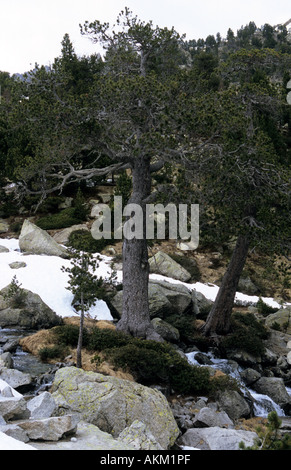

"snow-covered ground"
[0, 238, 289, 322]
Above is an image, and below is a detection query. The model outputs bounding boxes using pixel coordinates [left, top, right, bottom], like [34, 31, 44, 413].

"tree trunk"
[116, 157, 161, 340]
[203, 235, 249, 337]
[76, 293, 84, 368]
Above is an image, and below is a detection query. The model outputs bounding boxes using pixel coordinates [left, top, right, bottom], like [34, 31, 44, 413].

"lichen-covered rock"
[51, 367, 179, 449]
[118, 420, 163, 450]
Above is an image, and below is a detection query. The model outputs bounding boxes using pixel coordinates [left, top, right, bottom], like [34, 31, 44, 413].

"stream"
[186, 350, 291, 418]
[0, 327, 53, 394]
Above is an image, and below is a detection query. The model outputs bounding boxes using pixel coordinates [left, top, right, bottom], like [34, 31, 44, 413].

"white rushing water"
[187, 351, 288, 417]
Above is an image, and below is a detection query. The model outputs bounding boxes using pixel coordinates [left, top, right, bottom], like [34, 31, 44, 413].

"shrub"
[38, 344, 68, 361]
[53, 324, 90, 347]
[256, 297, 278, 316]
[68, 230, 110, 253]
[3, 275, 27, 308]
[221, 312, 269, 356]
[36, 207, 82, 230]
[87, 327, 132, 351]
[103, 338, 211, 394]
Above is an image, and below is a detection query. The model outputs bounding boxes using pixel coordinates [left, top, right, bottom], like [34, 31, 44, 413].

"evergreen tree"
[62, 249, 105, 368]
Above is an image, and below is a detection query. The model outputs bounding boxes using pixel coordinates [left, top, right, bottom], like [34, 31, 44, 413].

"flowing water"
[0, 327, 53, 393]
[186, 350, 290, 418]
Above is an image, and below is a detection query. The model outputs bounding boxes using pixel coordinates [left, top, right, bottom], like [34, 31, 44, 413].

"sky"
[0, 0, 290, 74]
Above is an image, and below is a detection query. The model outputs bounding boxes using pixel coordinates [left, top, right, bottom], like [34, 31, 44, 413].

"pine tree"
[62, 249, 105, 368]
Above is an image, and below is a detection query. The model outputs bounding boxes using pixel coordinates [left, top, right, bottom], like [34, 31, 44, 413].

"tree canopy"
[0, 11, 290, 338]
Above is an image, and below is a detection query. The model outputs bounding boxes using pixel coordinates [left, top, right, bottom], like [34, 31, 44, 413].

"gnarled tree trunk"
[116, 157, 161, 340]
[203, 235, 249, 337]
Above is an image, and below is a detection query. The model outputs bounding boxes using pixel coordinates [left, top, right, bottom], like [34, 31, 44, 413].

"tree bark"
[116, 157, 162, 340]
[76, 292, 84, 368]
[203, 235, 249, 337]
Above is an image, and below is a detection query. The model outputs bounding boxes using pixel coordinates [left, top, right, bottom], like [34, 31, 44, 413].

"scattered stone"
[151, 317, 180, 343]
[9, 261, 27, 269]
[265, 307, 291, 335]
[17, 414, 80, 441]
[0, 395, 28, 421]
[252, 377, 291, 414]
[0, 285, 62, 329]
[192, 407, 234, 428]
[27, 391, 57, 419]
[0, 368, 33, 391]
[0, 220, 9, 234]
[0, 246, 9, 253]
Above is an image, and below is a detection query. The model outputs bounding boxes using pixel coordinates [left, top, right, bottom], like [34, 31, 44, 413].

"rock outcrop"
[50, 366, 179, 449]
[0, 285, 62, 330]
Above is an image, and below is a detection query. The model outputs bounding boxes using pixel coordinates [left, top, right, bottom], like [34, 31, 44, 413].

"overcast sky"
[1, 0, 290, 74]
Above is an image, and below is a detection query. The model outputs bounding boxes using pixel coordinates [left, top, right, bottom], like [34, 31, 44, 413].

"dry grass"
[19, 317, 134, 380]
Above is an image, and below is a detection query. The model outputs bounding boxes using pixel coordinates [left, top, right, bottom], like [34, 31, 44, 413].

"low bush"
[103, 338, 211, 394]
[36, 207, 83, 230]
[53, 324, 90, 347]
[68, 230, 110, 253]
[38, 344, 68, 361]
[220, 312, 269, 356]
[256, 297, 278, 316]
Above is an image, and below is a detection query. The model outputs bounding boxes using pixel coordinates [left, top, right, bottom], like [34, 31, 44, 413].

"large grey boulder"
[110, 279, 192, 320]
[19, 219, 69, 258]
[265, 307, 291, 335]
[177, 426, 258, 450]
[51, 367, 179, 449]
[0, 368, 32, 391]
[192, 407, 233, 428]
[214, 389, 252, 421]
[0, 395, 28, 421]
[151, 317, 180, 343]
[0, 285, 62, 329]
[252, 377, 291, 413]
[149, 251, 191, 282]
